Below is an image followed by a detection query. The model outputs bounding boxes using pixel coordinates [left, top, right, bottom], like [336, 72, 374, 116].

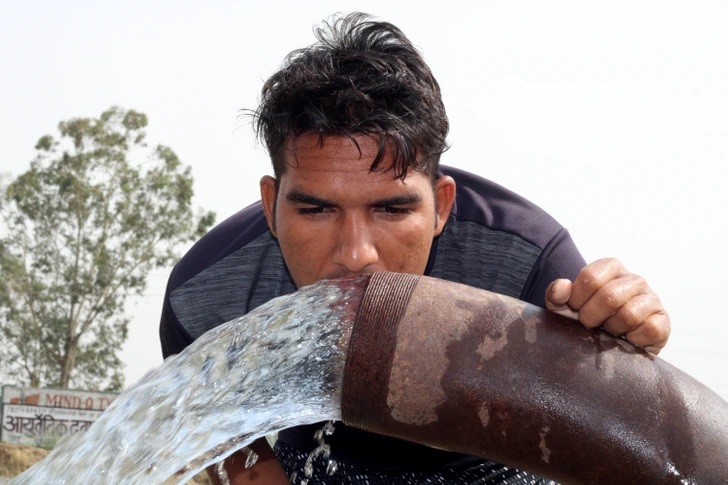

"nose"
[333, 213, 379, 273]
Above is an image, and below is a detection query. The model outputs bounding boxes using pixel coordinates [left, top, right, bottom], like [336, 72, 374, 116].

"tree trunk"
[59, 342, 77, 388]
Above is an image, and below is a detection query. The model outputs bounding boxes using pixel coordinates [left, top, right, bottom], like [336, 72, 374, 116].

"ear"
[433, 175, 456, 237]
[260, 175, 278, 237]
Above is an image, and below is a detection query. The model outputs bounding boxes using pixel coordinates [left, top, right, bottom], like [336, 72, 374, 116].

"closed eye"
[372, 195, 421, 216]
[374, 206, 412, 217]
[297, 206, 331, 216]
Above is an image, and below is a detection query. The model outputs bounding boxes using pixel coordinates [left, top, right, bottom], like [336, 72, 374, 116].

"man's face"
[260, 133, 456, 288]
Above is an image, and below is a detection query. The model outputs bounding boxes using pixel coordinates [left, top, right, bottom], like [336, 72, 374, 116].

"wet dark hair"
[252, 12, 449, 181]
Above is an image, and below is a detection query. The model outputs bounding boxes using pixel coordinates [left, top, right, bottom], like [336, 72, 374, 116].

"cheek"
[278, 225, 314, 259]
[381, 224, 435, 273]
[276, 222, 332, 283]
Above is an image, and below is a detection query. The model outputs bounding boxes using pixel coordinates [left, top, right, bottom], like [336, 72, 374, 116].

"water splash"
[293, 420, 338, 484]
[11, 277, 365, 484]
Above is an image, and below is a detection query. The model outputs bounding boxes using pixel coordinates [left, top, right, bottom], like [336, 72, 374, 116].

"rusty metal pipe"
[340, 272, 728, 484]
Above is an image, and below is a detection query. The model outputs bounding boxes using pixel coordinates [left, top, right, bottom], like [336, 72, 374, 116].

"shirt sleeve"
[158, 279, 194, 359]
[520, 227, 586, 308]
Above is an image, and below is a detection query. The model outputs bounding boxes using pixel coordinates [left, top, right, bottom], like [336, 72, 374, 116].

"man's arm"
[545, 257, 671, 353]
[207, 437, 289, 484]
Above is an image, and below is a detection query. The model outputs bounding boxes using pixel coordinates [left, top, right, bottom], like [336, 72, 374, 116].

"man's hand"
[544, 258, 670, 354]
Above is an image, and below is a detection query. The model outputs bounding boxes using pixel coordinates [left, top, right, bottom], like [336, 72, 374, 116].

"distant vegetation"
[0, 107, 215, 391]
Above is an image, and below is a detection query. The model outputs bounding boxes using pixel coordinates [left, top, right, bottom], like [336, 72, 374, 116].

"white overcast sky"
[1, 1, 726, 401]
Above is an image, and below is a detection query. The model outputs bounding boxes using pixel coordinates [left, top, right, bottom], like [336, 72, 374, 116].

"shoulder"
[166, 201, 270, 292]
[441, 165, 563, 249]
[431, 166, 585, 305]
[161, 201, 295, 347]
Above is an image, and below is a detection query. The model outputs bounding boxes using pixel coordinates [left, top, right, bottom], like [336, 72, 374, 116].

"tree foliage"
[0, 107, 215, 391]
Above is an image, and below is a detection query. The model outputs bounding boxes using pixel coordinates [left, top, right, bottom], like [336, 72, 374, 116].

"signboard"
[1, 385, 116, 411]
[1, 404, 103, 447]
[0, 385, 117, 447]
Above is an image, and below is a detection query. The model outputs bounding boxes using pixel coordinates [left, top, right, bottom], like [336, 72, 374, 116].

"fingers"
[550, 257, 671, 353]
[625, 311, 671, 354]
[567, 258, 634, 321]
[601, 291, 660, 335]
[577, 273, 649, 329]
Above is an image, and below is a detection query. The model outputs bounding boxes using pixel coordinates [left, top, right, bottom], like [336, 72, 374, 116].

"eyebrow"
[371, 194, 422, 206]
[285, 190, 422, 207]
[285, 190, 334, 206]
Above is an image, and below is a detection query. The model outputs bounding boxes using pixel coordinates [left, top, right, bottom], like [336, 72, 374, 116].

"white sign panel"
[1, 404, 103, 447]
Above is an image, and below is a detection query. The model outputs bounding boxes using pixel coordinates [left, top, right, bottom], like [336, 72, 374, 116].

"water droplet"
[319, 443, 331, 460]
[300, 420, 339, 480]
[242, 446, 258, 468]
[214, 461, 231, 485]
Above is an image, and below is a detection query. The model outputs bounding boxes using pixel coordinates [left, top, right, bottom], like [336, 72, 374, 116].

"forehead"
[283, 133, 386, 171]
[278, 133, 432, 196]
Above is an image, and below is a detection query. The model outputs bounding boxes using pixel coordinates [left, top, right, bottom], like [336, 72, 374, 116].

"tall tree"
[0, 107, 215, 391]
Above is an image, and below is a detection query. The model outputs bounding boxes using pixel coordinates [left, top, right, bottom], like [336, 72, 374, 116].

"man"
[159, 12, 670, 484]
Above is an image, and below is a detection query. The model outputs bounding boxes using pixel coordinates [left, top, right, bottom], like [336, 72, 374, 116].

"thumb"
[545, 279, 579, 320]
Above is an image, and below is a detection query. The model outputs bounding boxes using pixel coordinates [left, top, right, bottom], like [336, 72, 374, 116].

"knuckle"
[600, 290, 623, 314]
[631, 273, 649, 292]
[639, 315, 667, 342]
[578, 266, 603, 292]
[577, 309, 601, 328]
[615, 304, 643, 329]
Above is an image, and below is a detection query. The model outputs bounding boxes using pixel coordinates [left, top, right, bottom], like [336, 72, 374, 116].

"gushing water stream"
[10, 276, 365, 484]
